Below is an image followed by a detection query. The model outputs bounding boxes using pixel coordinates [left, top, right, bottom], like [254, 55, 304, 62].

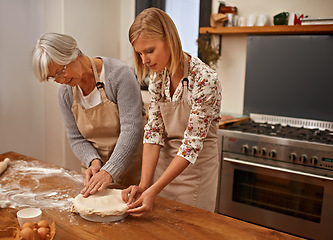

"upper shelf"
[199, 24, 333, 35]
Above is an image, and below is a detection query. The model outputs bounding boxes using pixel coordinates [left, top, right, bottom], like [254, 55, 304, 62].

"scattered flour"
[0, 159, 84, 211]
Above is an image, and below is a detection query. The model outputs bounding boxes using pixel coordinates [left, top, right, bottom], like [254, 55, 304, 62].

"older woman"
[32, 33, 145, 197]
[122, 8, 222, 216]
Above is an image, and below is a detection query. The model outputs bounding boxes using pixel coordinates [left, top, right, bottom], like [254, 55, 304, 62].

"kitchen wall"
[211, 0, 333, 115]
[0, 0, 46, 163]
[1, 0, 332, 170]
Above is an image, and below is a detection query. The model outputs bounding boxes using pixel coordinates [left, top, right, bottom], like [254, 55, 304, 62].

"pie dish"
[72, 189, 129, 222]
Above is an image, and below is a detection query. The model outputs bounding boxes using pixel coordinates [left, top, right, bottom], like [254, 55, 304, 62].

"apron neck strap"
[182, 52, 189, 79]
[88, 57, 100, 83]
[161, 69, 167, 98]
[182, 52, 189, 88]
[73, 57, 107, 103]
[88, 57, 107, 100]
[161, 52, 189, 98]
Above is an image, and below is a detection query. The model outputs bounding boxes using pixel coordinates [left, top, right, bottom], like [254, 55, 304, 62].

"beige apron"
[71, 57, 142, 188]
[154, 54, 219, 212]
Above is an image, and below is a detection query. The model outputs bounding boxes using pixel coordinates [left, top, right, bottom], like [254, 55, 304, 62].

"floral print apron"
[154, 54, 219, 212]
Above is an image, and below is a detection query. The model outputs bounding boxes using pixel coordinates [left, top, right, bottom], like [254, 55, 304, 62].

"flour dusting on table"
[0, 159, 84, 211]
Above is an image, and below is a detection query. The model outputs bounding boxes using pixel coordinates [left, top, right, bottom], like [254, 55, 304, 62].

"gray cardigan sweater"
[58, 57, 145, 181]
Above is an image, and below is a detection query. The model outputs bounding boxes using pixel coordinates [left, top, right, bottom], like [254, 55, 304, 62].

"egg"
[21, 222, 34, 230]
[37, 219, 50, 229]
[20, 227, 33, 240]
[37, 227, 50, 240]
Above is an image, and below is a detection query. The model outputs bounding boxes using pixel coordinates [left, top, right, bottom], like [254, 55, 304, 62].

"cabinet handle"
[223, 157, 333, 181]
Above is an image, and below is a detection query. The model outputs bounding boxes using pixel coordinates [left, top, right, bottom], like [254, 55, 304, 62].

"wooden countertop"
[218, 115, 250, 129]
[0, 152, 304, 240]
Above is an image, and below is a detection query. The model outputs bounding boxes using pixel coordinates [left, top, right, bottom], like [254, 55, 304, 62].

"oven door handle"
[224, 157, 333, 181]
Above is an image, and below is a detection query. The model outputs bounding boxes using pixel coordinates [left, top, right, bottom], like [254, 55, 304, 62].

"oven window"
[232, 169, 324, 223]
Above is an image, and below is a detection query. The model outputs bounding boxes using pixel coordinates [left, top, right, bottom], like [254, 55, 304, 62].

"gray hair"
[32, 32, 82, 82]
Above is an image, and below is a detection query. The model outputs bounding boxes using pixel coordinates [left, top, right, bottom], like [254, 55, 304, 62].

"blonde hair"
[32, 33, 82, 82]
[129, 7, 183, 83]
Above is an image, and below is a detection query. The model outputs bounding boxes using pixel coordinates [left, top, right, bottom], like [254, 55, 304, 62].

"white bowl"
[17, 208, 42, 226]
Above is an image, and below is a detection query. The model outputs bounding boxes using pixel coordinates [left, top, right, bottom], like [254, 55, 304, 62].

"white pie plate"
[79, 212, 128, 223]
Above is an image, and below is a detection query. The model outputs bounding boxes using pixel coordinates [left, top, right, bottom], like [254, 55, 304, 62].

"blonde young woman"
[122, 8, 222, 216]
[32, 33, 145, 197]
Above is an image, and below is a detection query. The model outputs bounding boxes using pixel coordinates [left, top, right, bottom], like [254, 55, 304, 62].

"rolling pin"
[0, 158, 10, 175]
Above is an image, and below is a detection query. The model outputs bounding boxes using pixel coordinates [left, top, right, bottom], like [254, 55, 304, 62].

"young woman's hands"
[122, 186, 157, 217]
[122, 185, 144, 204]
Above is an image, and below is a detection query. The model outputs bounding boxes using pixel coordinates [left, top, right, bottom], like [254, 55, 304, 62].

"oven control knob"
[300, 154, 307, 163]
[241, 145, 249, 154]
[269, 150, 277, 158]
[251, 146, 258, 155]
[260, 148, 266, 156]
[289, 153, 297, 161]
[310, 156, 318, 165]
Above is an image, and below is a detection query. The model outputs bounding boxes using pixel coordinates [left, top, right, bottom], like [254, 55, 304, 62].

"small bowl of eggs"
[18, 220, 56, 240]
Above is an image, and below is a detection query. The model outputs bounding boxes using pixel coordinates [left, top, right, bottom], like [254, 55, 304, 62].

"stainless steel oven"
[217, 117, 333, 240]
[216, 34, 333, 239]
